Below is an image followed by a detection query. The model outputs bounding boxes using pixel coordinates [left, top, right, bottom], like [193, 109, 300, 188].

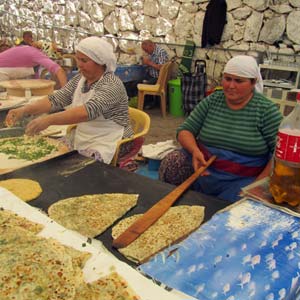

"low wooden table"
[0, 79, 55, 97]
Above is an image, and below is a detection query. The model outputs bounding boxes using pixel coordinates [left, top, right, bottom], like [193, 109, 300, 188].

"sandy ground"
[142, 107, 185, 145]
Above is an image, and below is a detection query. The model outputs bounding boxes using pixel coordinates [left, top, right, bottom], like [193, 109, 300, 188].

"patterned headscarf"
[75, 36, 116, 72]
[223, 55, 263, 93]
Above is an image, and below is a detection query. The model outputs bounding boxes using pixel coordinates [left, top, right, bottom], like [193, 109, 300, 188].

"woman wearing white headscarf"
[159, 55, 282, 202]
[5, 36, 133, 164]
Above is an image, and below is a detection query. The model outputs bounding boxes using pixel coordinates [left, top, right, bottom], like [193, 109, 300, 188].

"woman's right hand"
[5, 107, 26, 127]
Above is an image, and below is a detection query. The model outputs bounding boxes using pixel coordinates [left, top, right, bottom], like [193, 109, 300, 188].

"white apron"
[72, 77, 124, 164]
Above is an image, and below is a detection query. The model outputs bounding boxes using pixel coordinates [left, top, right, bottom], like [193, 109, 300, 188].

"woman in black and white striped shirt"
[6, 36, 133, 164]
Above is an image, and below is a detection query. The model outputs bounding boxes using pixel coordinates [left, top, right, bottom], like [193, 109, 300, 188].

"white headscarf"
[223, 55, 263, 93]
[75, 36, 116, 72]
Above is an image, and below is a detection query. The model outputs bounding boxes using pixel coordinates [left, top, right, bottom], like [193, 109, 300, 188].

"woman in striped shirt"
[159, 55, 283, 202]
[5, 36, 133, 164]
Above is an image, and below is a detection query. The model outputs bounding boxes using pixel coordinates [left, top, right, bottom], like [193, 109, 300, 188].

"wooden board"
[0, 136, 70, 175]
[0, 98, 27, 111]
[0, 94, 47, 111]
[0, 79, 55, 97]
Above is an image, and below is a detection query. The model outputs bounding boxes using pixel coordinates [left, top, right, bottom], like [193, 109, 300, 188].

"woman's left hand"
[192, 149, 210, 176]
[25, 116, 50, 136]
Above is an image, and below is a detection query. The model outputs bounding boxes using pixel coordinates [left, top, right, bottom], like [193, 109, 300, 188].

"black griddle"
[0, 151, 229, 266]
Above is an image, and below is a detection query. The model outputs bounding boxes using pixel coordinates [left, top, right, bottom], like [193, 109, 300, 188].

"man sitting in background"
[18, 31, 34, 46]
[141, 40, 169, 109]
[141, 40, 169, 84]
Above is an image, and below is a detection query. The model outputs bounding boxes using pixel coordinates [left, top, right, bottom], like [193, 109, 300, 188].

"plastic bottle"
[269, 92, 300, 206]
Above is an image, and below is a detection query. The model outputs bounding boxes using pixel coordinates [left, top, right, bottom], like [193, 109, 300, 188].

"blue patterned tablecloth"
[115, 64, 146, 82]
[139, 199, 300, 300]
[65, 64, 146, 83]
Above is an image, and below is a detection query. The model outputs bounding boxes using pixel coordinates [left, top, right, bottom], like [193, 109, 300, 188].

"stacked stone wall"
[1, 0, 299, 87]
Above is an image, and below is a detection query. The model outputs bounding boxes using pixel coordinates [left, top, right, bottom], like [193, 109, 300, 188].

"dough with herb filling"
[112, 205, 205, 264]
[0, 135, 57, 161]
[0, 207, 44, 233]
[0, 225, 78, 300]
[0, 209, 140, 300]
[48, 194, 138, 237]
[75, 272, 140, 300]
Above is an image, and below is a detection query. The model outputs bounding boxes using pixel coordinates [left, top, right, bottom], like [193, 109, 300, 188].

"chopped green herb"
[0, 136, 57, 161]
[33, 286, 43, 294]
[0, 239, 8, 245]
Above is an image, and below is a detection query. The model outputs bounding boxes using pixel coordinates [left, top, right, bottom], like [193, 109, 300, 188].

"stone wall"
[0, 0, 300, 87]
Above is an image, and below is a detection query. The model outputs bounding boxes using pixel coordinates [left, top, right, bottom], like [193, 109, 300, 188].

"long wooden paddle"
[112, 155, 217, 249]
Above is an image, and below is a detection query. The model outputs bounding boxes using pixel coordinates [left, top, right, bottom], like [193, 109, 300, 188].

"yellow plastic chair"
[66, 107, 151, 167]
[137, 61, 173, 118]
[111, 107, 151, 166]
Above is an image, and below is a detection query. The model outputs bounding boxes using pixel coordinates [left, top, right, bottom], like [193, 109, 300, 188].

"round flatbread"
[0, 178, 42, 201]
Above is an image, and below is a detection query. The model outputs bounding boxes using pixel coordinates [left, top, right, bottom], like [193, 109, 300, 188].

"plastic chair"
[137, 61, 173, 118]
[67, 107, 151, 167]
[111, 107, 151, 167]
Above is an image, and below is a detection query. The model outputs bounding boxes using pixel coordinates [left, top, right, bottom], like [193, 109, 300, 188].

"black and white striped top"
[48, 72, 133, 138]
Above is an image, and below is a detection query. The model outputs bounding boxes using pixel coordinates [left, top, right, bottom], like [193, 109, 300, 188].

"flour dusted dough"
[112, 205, 205, 264]
[0, 208, 44, 233]
[0, 178, 42, 201]
[48, 194, 138, 237]
[0, 210, 140, 300]
[0, 225, 78, 300]
[75, 272, 140, 300]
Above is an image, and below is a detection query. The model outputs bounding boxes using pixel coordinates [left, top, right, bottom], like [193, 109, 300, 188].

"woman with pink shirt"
[0, 44, 67, 87]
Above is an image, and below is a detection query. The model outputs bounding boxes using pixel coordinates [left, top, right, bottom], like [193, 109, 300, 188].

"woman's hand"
[5, 107, 26, 127]
[192, 148, 210, 176]
[25, 116, 50, 136]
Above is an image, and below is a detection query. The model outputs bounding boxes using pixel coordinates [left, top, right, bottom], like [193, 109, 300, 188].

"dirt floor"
[142, 107, 185, 145]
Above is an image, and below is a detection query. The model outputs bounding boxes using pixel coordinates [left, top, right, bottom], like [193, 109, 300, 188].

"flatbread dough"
[0, 209, 140, 300]
[0, 136, 69, 175]
[0, 135, 58, 161]
[0, 207, 44, 233]
[48, 194, 138, 237]
[0, 225, 78, 300]
[0, 178, 42, 201]
[75, 272, 140, 300]
[112, 205, 205, 264]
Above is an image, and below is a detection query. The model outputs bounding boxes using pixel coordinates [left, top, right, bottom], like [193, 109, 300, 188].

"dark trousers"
[125, 75, 159, 108]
